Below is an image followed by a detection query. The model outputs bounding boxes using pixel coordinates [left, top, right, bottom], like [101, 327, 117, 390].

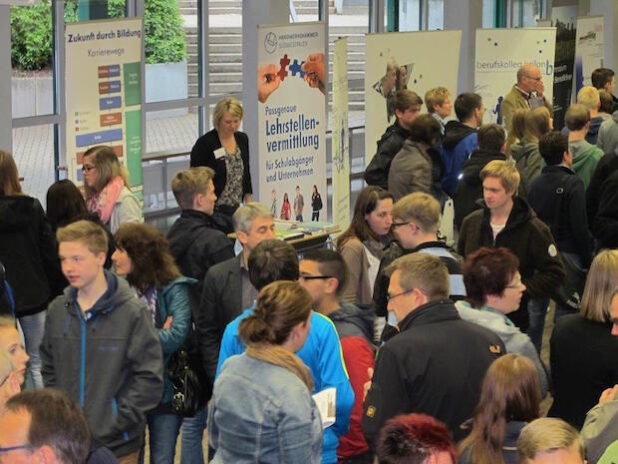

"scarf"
[87, 176, 125, 224]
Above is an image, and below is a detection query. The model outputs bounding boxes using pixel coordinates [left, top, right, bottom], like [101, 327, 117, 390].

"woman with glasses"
[0, 151, 62, 389]
[81, 145, 142, 234]
[337, 186, 393, 306]
[455, 247, 548, 397]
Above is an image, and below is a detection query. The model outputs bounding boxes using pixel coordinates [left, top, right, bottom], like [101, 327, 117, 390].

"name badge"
[214, 147, 226, 160]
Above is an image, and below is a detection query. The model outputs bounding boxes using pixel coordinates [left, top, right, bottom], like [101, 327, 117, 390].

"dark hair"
[458, 355, 541, 464]
[46, 180, 89, 230]
[377, 413, 457, 464]
[591, 68, 615, 90]
[463, 247, 520, 308]
[538, 131, 568, 166]
[393, 89, 423, 113]
[4, 388, 91, 463]
[114, 223, 180, 293]
[455, 92, 482, 121]
[599, 90, 614, 114]
[302, 249, 347, 295]
[478, 124, 506, 152]
[408, 114, 442, 146]
[337, 186, 394, 249]
[248, 239, 299, 290]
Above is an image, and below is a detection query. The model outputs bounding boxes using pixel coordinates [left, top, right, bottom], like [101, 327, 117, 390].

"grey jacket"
[582, 399, 618, 464]
[41, 272, 163, 457]
[209, 354, 323, 463]
[510, 139, 542, 194]
[597, 111, 618, 156]
[388, 140, 432, 201]
[455, 301, 549, 397]
[108, 186, 143, 234]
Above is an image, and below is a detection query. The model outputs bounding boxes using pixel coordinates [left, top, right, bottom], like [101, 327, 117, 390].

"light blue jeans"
[19, 310, 46, 388]
[179, 407, 206, 464]
[527, 298, 549, 355]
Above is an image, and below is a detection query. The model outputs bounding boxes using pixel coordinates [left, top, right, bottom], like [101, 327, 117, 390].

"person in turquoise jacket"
[216, 239, 355, 464]
[113, 223, 199, 464]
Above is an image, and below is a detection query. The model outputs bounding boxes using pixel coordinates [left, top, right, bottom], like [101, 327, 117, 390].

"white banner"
[257, 22, 327, 223]
[364, 30, 461, 164]
[65, 18, 143, 192]
[475, 28, 556, 125]
[574, 16, 604, 94]
[332, 38, 350, 230]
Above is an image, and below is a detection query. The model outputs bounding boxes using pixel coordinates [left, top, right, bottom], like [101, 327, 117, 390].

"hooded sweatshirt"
[569, 139, 603, 189]
[40, 271, 164, 457]
[440, 120, 478, 197]
[597, 110, 618, 155]
[328, 302, 375, 459]
[510, 138, 542, 194]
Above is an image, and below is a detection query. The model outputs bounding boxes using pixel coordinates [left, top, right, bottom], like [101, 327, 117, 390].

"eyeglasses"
[82, 165, 96, 173]
[505, 275, 523, 289]
[0, 373, 9, 387]
[525, 75, 542, 81]
[0, 444, 35, 454]
[387, 289, 413, 302]
[391, 221, 409, 228]
[299, 274, 334, 281]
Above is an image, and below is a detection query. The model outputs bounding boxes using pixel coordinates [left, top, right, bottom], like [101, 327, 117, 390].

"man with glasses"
[500, 63, 553, 135]
[362, 253, 504, 448]
[299, 249, 375, 463]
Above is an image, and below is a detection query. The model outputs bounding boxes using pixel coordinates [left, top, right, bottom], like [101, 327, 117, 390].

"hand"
[301, 53, 326, 94]
[535, 78, 545, 97]
[243, 193, 253, 204]
[163, 316, 173, 330]
[599, 385, 618, 404]
[363, 367, 374, 402]
[258, 64, 281, 103]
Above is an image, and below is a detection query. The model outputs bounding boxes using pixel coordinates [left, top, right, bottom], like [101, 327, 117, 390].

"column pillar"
[0, 5, 12, 152]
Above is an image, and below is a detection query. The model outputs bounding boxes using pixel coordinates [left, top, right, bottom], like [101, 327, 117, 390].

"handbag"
[167, 346, 205, 417]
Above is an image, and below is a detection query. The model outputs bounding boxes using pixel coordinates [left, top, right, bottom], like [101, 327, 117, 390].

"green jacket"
[569, 139, 603, 189]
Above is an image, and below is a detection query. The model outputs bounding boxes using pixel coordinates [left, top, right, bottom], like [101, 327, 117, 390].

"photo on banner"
[332, 37, 350, 229]
[475, 28, 557, 126]
[65, 18, 143, 197]
[574, 16, 604, 95]
[364, 30, 462, 165]
[257, 22, 327, 223]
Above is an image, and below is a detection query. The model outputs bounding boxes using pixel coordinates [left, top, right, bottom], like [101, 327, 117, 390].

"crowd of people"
[0, 66, 617, 464]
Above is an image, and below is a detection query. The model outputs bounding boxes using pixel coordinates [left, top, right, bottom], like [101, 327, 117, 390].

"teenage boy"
[458, 160, 564, 350]
[441, 92, 484, 197]
[40, 220, 163, 463]
[216, 240, 354, 464]
[299, 249, 375, 463]
[425, 86, 453, 135]
[365, 90, 423, 189]
[591, 67, 618, 112]
[564, 104, 603, 189]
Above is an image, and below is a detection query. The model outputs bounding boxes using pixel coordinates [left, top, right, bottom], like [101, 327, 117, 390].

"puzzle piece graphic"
[278, 54, 291, 81]
[289, 59, 305, 78]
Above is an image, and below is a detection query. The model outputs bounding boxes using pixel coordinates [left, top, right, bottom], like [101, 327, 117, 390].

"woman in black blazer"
[190, 97, 253, 233]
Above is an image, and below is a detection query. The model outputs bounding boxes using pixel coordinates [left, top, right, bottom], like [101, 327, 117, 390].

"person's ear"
[96, 251, 107, 267]
[33, 445, 56, 464]
[325, 277, 339, 295]
[236, 230, 248, 247]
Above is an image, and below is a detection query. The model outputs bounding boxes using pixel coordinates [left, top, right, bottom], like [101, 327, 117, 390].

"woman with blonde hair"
[190, 97, 253, 233]
[0, 151, 62, 389]
[0, 316, 30, 387]
[208, 281, 322, 463]
[458, 354, 541, 464]
[549, 249, 618, 429]
[81, 145, 142, 234]
[509, 106, 552, 191]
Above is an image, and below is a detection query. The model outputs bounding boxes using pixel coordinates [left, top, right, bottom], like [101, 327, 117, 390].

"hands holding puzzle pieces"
[258, 52, 325, 103]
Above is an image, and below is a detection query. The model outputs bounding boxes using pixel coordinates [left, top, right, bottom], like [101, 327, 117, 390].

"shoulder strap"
[551, 185, 565, 239]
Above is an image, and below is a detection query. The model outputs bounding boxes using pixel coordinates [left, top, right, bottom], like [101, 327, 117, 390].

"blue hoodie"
[216, 308, 355, 464]
[441, 120, 478, 197]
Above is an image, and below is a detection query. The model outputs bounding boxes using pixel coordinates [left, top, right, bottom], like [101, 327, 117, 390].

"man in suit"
[197, 203, 276, 388]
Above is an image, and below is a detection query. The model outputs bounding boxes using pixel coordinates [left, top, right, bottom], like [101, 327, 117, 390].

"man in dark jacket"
[458, 160, 565, 350]
[299, 249, 375, 463]
[167, 167, 235, 300]
[587, 145, 618, 225]
[454, 123, 507, 229]
[41, 220, 163, 462]
[198, 203, 275, 386]
[364, 90, 422, 189]
[591, 68, 618, 113]
[440, 92, 483, 197]
[593, 168, 618, 249]
[362, 253, 504, 448]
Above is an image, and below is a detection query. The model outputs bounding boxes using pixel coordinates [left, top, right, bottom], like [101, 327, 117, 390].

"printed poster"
[332, 38, 350, 229]
[549, 6, 577, 130]
[257, 22, 327, 222]
[364, 30, 461, 164]
[65, 18, 143, 194]
[574, 16, 604, 94]
[475, 28, 557, 126]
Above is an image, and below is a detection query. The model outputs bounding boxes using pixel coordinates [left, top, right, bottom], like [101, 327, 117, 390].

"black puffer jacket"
[592, 169, 618, 249]
[364, 121, 411, 190]
[0, 195, 63, 317]
[454, 149, 506, 229]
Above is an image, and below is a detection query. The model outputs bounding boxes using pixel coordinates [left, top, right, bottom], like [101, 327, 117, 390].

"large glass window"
[427, 0, 444, 30]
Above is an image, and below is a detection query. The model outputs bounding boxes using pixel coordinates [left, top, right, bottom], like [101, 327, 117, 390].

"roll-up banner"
[332, 37, 350, 229]
[574, 16, 604, 95]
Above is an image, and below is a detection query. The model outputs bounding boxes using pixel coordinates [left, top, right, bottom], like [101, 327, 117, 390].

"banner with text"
[332, 38, 350, 229]
[475, 28, 556, 126]
[549, 6, 577, 130]
[65, 18, 143, 195]
[364, 30, 461, 164]
[574, 16, 604, 95]
[258, 22, 326, 222]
